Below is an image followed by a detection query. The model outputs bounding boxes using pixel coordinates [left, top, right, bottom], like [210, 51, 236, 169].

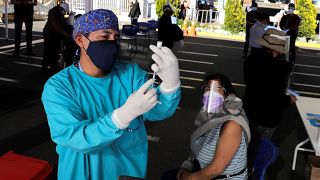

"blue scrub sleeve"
[42, 82, 123, 154]
[144, 87, 181, 121]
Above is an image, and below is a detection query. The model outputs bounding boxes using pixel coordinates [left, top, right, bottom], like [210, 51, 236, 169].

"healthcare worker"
[41, 9, 181, 179]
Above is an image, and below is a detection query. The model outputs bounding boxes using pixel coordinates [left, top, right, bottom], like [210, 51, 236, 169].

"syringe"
[152, 41, 162, 87]
[153, 41, 162, 104]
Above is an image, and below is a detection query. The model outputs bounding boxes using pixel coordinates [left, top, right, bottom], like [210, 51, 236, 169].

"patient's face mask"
[251, 7, 257, 11]
[288, 8, 294, 14]
[202, 80, 225, 113]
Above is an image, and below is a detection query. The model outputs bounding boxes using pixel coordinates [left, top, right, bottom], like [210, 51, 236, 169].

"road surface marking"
[294, 72, 320, 77]
[295, 64, 320, 69]
[178, 51, 218, 57]
[293, 83, 320, 88]
[185, 42, 243, 50]
[14, 61, 42, 68]
[178, 58, 214, 65]
[0, 77, 19, 83]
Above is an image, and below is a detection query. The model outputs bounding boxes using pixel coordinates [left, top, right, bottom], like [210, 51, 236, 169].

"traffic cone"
[189, 21, 196, 36]
[183, 20, 188, 35]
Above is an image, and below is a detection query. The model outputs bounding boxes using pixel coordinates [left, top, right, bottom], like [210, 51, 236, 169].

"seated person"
[162, 73, 251, 180]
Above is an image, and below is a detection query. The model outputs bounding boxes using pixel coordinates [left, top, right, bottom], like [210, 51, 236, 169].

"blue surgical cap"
[73, 9, 119, 38]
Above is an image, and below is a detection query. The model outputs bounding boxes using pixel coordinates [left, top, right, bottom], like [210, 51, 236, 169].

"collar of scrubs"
[77, 62, 84, 72]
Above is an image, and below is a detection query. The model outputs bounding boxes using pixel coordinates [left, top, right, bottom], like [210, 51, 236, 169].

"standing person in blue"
[243, 1, 259, 58]
[41, 9, 181, 179]
[11, 0, 37, 57]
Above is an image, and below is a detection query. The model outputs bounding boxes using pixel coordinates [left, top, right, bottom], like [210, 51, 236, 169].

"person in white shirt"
[249, 13, 269, 56]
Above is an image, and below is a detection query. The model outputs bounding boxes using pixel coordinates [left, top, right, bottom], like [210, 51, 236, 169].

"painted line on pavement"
[295, 90, 320, 97]
[293, 83, 320, 88]
[0, 77, 19, 83]
[178, 51, 218, 57]
[180, 69, 206, 74]
[295, 64, 320, 69]
[297, 53, 320, 58]
[294, 72, 320, 77]
[0, 38, 44, 50]
[185, 42, 243, 50]
[14, 61, 42, 68]
[0, 37, 15, 41]
[0, 51, 42, 60]
[178, 58, 214, 65]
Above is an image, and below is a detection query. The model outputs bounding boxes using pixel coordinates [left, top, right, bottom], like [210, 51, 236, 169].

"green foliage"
[224, 0, 245, 33]
[156, 0, 181, 18]
[156, 0, 167, 17]
[170, 0, 181, 17]
[296, 0, 317, 40]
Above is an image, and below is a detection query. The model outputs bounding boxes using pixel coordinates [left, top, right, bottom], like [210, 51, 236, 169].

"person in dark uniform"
[280, 3, 301, 65]
[158, 4, 184, 49]
[178, 1, 189, 20]
[42, 3, 70, 72]
[12, 0, 37, 57]
[128, 0, 141, 26]
[243, 1, 259, 58]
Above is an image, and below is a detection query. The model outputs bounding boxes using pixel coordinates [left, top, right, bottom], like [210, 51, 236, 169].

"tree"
[156, 0, 181, 18]
[296, 0, 317, 41]
[224, 0, 245, 33]
[156, 0, 167, 17]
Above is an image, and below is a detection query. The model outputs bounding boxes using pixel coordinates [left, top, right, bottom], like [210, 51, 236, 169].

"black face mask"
[84, 36, 119, 73]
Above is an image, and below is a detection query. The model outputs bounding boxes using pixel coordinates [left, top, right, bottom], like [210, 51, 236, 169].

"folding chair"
[120, 25, 138, 56]
[253, 138, 279, 180]
[137, 22, 151, 52]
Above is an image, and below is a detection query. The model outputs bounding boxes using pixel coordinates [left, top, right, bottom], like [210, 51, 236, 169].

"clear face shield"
[202, 80, 225, 114]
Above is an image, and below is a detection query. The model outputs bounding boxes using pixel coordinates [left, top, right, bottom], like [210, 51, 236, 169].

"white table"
[292, 96, 320, 170]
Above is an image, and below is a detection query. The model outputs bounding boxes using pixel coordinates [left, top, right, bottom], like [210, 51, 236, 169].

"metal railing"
[68, 0, 130, 15]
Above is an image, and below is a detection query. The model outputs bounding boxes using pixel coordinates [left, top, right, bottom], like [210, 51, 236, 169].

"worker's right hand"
[112, 79, 157, 129]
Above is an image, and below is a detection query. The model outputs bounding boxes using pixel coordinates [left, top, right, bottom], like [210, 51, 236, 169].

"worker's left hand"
[149, 45, 181, 93]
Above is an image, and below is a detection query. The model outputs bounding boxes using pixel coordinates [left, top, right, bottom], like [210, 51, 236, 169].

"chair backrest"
[147, 20, 159, 30]
[253, 138, 279, 180]
[137, 22, 150, 33]
[122, 25, 138, 37]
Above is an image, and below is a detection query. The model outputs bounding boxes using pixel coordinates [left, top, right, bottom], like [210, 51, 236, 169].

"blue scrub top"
[41, 62, 181, 179]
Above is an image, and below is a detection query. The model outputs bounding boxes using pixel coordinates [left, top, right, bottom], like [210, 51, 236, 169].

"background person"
[243, 1, 259, 58]
[11, 0, 37, 57]
[42, 9, 181, 179]
[162, 73, 250, 180]
[158, 4, 184, 49]
[178, 1, 189, 20]
[249, 13, 269, 56]
[128, 0, 141, 26]
[280, 3, 301, 65]
[42, 2, 70, 72]
[243, 28, 297, 174]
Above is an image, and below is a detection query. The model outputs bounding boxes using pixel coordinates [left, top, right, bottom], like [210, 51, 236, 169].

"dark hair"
[288, 3, 295, 8]
[163, 4, 174, 16]
[251, 2, 258, 7]
[201, 73, 236, 95]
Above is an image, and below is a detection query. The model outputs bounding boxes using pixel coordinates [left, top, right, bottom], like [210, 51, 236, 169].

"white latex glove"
[112, 79, 158, 129]
[149, 45, 181, 93]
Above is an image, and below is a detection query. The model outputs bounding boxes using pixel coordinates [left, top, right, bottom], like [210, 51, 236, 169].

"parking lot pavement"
[1, 22, 320, 179]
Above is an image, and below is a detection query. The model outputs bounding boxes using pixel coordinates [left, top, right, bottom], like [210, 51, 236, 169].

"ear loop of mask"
[81, 34, 91, 53]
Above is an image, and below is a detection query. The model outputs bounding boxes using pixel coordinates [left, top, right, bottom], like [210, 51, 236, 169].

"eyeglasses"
[203, 85, 224, 92]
